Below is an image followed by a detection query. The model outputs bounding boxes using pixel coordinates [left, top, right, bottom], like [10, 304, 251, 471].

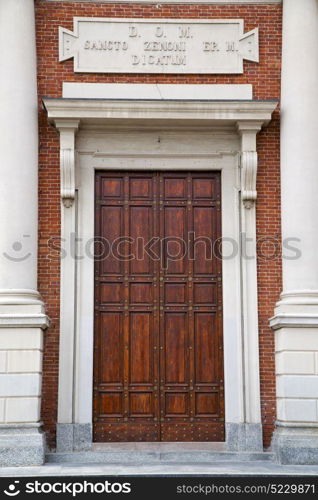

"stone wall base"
[273, 426, 318, 464]
[226, 423, 263, 452]
[56, 423, 262, 453]
[0, 425, 45, 466]
[56, 423, 92, 452]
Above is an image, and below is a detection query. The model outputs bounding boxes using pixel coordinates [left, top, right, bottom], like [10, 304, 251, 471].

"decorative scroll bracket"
[241, 151, 258, 209]
[54, 120, 80, 208]
[60, 149, 75, 208]
[237, 121, 263, 209]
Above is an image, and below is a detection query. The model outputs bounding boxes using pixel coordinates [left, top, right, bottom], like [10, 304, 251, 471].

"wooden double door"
[93, 171, 224, 442]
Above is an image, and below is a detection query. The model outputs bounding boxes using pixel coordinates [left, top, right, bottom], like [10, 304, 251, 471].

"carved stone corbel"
[60, 148, 75, 208]
[237, 121, 263, 209]
[241, 151, 258, 209]
[54, 119, 80, 208]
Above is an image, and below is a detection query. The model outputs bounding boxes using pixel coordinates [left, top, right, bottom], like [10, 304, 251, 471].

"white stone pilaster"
[55, 120, 80, 452]
[236, 121, 263, 451]
[0, 0, 48, 465]
[270, 0, 318, 464]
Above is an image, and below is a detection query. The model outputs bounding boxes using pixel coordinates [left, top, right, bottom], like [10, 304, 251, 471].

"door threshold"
[93, 442, 227, 452]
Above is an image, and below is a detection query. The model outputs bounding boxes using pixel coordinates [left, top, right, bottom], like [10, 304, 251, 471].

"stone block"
[226, 423, 263, 452]
[0, 426, 45, 466]
[0, 330, 43, 350]
[0, 374, 41, 397]
[7, 350, 42, 373]
[5, 397, 41, 423]
[277, 399, 317, 422]
[274, 427, 318, 465]
[277, 375, 318, 398]
[0, 352, 6, 373]
[276, 352, 315, 375]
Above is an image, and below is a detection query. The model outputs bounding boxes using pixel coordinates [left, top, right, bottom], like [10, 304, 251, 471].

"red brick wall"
[35, 0, 282, 449]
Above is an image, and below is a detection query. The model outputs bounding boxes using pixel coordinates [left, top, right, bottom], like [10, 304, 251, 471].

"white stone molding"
[0, 316, 49, 329]
[44, 97, 276, 451]
[0, 289, 49, 329]
[44, 98, 276, 124]
[275, 290, 318, 307]
[0, 289, 45, 306]
[270, 291, 318, 329]
[270, 314, 318, 330]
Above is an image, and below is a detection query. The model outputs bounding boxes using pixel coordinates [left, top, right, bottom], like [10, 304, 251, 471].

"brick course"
[35, 0, 282, 449]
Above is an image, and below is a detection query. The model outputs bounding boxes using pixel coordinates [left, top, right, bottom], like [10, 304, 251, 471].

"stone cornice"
[270, 313, 318, 330]
[43, 98, 278, 127]
[44, 98, 277, 208]
[0, 314, 50, 329]
[0, 289, 44, 306]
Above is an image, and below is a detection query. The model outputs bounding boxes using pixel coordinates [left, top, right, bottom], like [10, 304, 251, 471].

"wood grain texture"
[94, 171, 224, 442]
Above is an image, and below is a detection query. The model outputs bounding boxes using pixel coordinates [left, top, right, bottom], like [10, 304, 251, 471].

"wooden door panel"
[165, 283, 187, 305]
[163, 312, 188, 385]
[100, 283, 123, 305]
[101, 177, 123, 198]
[94, 171, 224, 442]
[129, 312, 153, 384]
[99, 393, 123, 417]
[129, 206, 153, 275]
[194, 312, 217, 384]
[193, 283, 217, 305]
[130, 283, 153, 305]
[129, 392, 154, 417]
[195, 392, 219, 416]
[192, 177, 216, 199]
[163, 207, 187, 275]
[99, 312, 123, 385]
[193, 207, 215, 275]
[129, 177, 153, 200]
[165, 392, 189, 417]
[100, 206, 123, 275]
[164, 177, 187, 199]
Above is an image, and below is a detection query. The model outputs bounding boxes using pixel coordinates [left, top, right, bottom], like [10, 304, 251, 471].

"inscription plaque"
[59, 18, 259, 74]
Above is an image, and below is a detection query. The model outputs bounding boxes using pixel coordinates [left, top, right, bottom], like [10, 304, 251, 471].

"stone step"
[46, 450, 275, 464]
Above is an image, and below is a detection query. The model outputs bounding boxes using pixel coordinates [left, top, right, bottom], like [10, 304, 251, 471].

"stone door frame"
[43, 97, 277, 451]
